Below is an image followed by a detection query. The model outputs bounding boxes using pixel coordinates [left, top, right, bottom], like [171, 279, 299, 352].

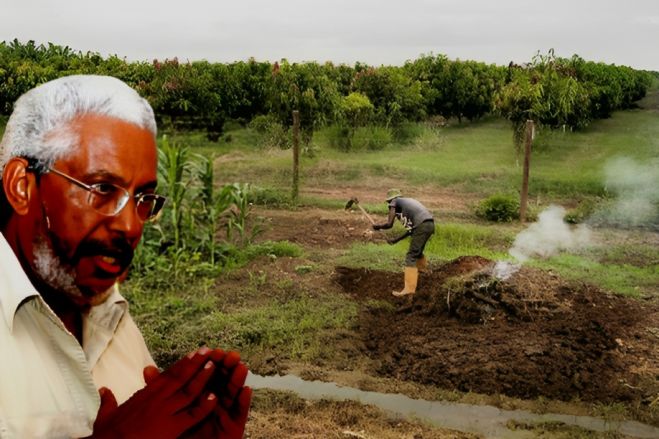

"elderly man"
[372, 189, 435, 296]
[0, 75, 250, 438]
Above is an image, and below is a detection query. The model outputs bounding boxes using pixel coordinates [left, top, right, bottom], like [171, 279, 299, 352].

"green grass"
[532, 253, 659, 298]
[201, 296, 358, 360]
[122, 276, 220, 366]
[126, 274, 358, 366]
[200, 106, 659, 204]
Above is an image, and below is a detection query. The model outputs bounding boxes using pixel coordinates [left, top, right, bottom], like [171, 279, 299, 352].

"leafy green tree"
[404, 54, 451, 118]
[223, 59, 271, 123]
[340, 92, 374, 128]
[268, 60, 341, 145]
[568, 55, 652, 118]
[333, 92, 375, 151]
[494, 50, 590, 146]
[352, 65, 425, 126]
[445, 61, 505, 122]
[139, 59, 224, 138]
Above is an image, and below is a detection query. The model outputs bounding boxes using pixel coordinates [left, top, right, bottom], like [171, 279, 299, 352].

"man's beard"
[31, 232, 133, 307]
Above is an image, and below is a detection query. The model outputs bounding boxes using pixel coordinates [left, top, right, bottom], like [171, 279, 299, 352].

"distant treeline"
[1, 40, 655, 143]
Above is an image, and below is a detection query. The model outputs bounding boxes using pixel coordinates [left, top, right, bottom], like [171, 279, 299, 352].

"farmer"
[372, 189, 435, 296]
[0, 75, 250, 438]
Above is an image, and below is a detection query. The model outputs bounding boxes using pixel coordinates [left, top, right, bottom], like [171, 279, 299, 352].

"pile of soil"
[333, 256, 659, 403]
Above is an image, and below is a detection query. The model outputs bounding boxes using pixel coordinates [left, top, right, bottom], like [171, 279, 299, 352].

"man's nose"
[108, 199, 143, 244]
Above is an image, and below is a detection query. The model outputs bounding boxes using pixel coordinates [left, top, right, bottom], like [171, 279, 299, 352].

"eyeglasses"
[45, 167, 167, 222]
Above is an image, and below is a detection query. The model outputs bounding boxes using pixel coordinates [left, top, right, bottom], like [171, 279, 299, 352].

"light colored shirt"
[0, 233, 155, 438]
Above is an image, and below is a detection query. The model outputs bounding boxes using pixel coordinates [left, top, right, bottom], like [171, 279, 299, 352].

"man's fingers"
[209, 352, 248, 404]
[233, 386, 252, 423]
[143, 365, 160, 385]
[94, 387, 118, 431]
[182, 392, 218, 424]
[215, 387, 252, 437]
[155, 348, 213, 395]
[221, 351, 241, 369]
[184, 361, 215, 401]
[226, 363, 249, 401]
[208, 348, 227, 364]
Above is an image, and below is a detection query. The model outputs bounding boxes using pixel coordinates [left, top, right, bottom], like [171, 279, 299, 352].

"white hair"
[0, 74, 156, 176]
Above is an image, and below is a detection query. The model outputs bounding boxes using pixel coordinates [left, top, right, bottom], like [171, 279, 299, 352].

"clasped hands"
[90, 347, 251, 438]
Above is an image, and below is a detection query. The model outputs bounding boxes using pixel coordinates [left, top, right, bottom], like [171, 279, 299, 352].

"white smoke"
[509, 205, 592, 263]
[592, 157, 659, 228]
[493, 157, 656, 279]
[492, 205, 590, 279]
[492, 260, 521, 280]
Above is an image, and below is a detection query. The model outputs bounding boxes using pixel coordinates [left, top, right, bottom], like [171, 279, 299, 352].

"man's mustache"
[73, 237, 135, 269]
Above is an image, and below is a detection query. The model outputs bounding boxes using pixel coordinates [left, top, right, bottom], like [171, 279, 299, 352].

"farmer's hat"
[385, 188, 402, 202]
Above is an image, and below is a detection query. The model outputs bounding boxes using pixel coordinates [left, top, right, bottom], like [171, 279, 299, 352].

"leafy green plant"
[248, 114, 289, 149]
[475, 194, 520, 222]
[192, 153, 234, 263]
[294, 265, 314, 274]
[157, 136, 192, 249]
[249, 186, 290, 207]
[220, 183, 263, 247]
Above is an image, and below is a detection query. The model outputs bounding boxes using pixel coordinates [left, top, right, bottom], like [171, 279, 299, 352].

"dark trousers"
[405, 220, 435, 266]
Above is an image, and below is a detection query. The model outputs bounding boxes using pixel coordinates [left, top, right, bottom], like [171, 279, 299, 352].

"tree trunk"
[292, 110, 300, 203]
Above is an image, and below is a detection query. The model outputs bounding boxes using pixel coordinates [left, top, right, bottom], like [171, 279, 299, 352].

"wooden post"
[519, 120, 534, 223]
[292, 110, 300, 203]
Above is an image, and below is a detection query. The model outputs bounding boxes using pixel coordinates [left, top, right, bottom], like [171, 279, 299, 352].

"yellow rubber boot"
[416, 256, 428, 272]
[392, 267, 418, 297]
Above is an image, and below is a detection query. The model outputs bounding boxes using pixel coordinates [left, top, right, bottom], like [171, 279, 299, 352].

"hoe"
[345, 197, 375, 226]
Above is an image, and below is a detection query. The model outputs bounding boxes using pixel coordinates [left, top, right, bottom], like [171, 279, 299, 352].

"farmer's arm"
[373, 206, 396, 230]
[387, 229, 412, 245]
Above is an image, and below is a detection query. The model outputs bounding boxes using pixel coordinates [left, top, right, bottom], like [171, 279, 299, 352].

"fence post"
[292, 110, 300, 203]
[519, 119, 534, 223]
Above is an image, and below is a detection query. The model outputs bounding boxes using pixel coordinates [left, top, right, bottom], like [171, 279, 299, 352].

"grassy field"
[1, 91, 657, 436]
[121, 92, 657, 420]
[160, 92, 658, 299]
[205, 102, 659, 203]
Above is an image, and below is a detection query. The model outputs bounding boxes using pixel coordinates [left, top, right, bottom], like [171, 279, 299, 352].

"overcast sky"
[2, 0, 658, 71]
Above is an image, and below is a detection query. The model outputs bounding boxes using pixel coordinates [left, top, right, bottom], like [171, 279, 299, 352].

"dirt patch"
[333, 256, 659, 404]
[256, 207, 381, 248]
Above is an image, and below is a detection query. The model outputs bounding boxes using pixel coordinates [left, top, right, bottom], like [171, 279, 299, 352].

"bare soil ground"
[334, 259, 659, 404]
[237, 200, 659, 436]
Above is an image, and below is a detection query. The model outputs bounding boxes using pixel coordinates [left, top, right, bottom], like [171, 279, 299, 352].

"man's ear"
[2, 157, 37, 216]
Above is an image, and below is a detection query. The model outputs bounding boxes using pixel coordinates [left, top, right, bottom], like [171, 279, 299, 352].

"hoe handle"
[356, 203, 375, 225]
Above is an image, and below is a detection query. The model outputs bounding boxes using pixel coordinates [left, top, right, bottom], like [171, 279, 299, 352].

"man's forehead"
[54, 114, 157, 172]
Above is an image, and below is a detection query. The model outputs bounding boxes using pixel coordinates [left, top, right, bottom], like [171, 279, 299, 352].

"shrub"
[475, 194, 520, 222]
[392, 122, 425, 144]
[326, 124, 393, 152]
[326, 124, 352, 151]
[248, 114, 289, 149]
[353, 125, 392, 151]
[249, 186, 290, 207]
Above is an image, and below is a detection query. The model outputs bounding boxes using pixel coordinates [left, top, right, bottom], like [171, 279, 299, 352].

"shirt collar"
[0, 232, 40, 330]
